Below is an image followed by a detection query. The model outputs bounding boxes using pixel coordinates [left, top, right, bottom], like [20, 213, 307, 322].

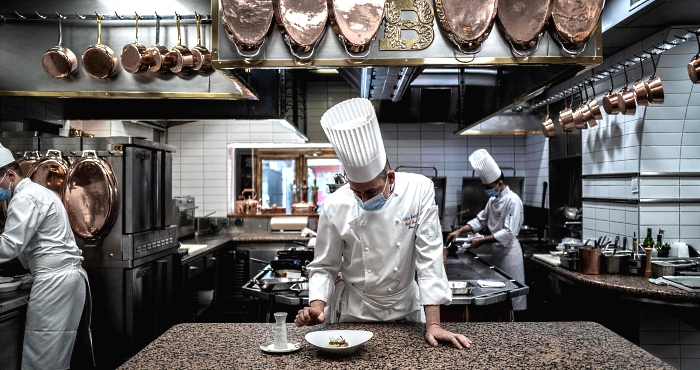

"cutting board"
[180, 244, 209, 255]
[533, 254, 561, 267]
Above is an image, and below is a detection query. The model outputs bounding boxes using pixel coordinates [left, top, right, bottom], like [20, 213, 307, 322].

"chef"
[295, 98, 471, 349]
[0, 144, 92, 370]
[446, 149, 526, 312]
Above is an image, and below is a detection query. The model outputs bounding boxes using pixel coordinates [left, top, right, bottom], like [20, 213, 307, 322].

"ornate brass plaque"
[379, 0, 435, 51]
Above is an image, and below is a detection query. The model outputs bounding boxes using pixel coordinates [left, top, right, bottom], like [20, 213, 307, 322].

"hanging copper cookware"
[618, 65, 637, 116]
[221, 0, 275, 58]
[328, 0, 385, 57]
[579, 84, 595, 128]
[16, 151, 42, 176]
[632, 55, 651, 106]
[586, 80, 602, 125]
[191, 13, 212, 71]
[436, 0, 497, 55]
[63, 151, 118, 243]
[602, 71, 620, 115]
[82, 13, 119, 79]
[144, 13, 174, 73]
[559, 91, 574, 132]
[121, 13, 151, 74]
[25, 150, 70, 201]
[688, 32, 700, 84]
[273, 0, 328, 61]
[648, 52, 664, 103]
[573, 88, 588, 130]
[168, 13, 194, 73]
[496, 0, 552, 57]
[550, 0, 605, 55]
[41, 13, 78, 79]
[541, 104, 556, 138]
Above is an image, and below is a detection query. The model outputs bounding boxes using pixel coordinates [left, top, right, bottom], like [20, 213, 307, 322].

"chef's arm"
[446, 206, 488, 244]
[306, 206, 343, 310]
[424, 305, 472, 349]
[0, 196, 41, 264]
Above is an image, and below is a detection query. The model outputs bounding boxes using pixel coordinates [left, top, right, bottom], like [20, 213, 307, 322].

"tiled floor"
[639, 306, 700, 370]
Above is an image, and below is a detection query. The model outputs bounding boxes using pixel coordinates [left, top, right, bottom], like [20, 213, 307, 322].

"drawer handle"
[209, 256, 217, 261]
[189, 266, 199, 270]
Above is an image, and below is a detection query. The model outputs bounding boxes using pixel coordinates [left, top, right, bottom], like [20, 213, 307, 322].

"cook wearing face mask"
[446, 149, 526, 313]
[294, 98, 471, 350]
[0, 144, 93, 370]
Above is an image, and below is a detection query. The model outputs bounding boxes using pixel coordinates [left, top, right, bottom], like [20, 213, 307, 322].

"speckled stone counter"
[118, 322, 671, 369]
[532, 257, 700, 304]
[231, 233, 312, 243]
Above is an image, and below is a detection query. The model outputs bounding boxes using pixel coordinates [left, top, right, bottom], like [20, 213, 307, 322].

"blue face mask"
[0, 173, 11, 201]
[485, 188, 500, 198]
[355, 177, 389, 212]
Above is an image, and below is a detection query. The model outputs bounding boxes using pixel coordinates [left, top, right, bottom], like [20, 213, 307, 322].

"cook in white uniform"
[295, 98, 471, 349]
[446, 149, 526, 311]
[0, 144, 93, 370]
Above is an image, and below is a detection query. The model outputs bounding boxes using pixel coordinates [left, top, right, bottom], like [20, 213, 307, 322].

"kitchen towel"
[477, 280, 506, 288]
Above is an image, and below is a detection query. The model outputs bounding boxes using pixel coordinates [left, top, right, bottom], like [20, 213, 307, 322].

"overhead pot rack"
[0, 10, 212, 23]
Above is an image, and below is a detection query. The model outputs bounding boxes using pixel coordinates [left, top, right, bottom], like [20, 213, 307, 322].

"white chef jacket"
[467, 186, 527, 310]
[0, 178, 90, 370]
[308, 172, 451, 323]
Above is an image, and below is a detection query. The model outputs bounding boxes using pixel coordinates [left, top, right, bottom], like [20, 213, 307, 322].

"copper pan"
[16, 151, 42, 175]
[559, 92, 574, 132]
[571, 88, 586, 129]
[541, 104, 556, 138]
[618, 65, 636, 116]
[221, 0, 275, 58]
[168, 13, 194, 73]
[82, 13, 119, 79]
[436, 0, 497, 55]
[578, 84, 595, 128]
[25, 150, 70, 201]
[328, 0, 385, 57]
[121, 13, 151, 74]
[632, 55, 650, 106]
[41, 14, 78, 79]
[145, 13, 174, 73]
[585, 81, 601, 125]
[602, 71, 620, 115]
[191, 13, 212, 71]
[648, 52, 664, 103]
[274, 0, 328, 61]
[550, 0, 605, 56]
[497, 0, 552, 57]
[63, 151, 118, 243]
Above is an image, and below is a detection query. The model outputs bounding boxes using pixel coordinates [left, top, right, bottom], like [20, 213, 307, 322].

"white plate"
[0, 281, 21, 293]
[259, 340, 302, 354]
[305, 330, 373, 356]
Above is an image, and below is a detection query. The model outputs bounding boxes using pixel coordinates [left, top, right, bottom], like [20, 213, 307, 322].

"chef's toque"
[0, 144, 15, 169]
[321, 98, 386, 183]
[469, 149, 501, 184]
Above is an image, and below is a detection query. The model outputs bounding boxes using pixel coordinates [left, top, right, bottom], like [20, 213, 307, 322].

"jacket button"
[366, 270, 371, 274]
[393, 267, 399, 272]
[396, 242, 401, 247]
[364, 247, 369, 252]
[388, 288, 392, 292]
[396, 219, 400, 224]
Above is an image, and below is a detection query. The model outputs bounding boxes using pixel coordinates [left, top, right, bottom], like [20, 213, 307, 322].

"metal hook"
[114, 11, 123, 20]
[15, 11, 26, 19]
[56, 11, 66, 20]
[0, 14, 6, 22]
[674, 34, 689, 41]
[35, 11, 46, 19]
[75, 12, 86, 20]
[686, 29, 700, 36]
[155, 11, 161, 20]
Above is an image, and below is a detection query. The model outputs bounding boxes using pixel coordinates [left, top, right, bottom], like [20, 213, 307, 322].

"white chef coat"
[467, 186, 527, 310]
[308, 172, 452, 323]
[0, 178, 90, 370]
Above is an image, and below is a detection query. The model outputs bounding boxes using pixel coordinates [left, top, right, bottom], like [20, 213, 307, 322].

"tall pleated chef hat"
[469, 149, 501, 184]
[0, 144, 14, 169]
[321, 98, 386, 183]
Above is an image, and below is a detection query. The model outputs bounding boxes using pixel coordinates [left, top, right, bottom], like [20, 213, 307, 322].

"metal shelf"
[0, 11, 212, 23]
[640, 199, 700, 204]
[639, 172, 700, 178]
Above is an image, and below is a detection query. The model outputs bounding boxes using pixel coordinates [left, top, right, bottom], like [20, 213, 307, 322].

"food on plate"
[328, 335, 348, 348]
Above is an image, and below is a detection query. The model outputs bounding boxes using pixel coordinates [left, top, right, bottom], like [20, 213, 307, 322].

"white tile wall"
[524, 134, 550, 208]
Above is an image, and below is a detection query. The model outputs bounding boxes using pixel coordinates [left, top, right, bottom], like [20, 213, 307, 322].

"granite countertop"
[119, 322, 671, 369]
[532, 257, 700, 303]
[230, 233, 312, 243]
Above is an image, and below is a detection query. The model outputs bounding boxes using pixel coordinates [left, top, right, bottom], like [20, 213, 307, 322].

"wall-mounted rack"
[0, 11, 211, 23]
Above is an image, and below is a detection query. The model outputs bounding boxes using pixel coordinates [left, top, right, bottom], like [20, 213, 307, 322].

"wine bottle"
[642, 228, 654, 249]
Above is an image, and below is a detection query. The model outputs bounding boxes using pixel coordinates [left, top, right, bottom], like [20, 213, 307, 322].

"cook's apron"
[328, 279, 424, 323]
[491, 241, 526, 311]
[23, 255, 94, 370]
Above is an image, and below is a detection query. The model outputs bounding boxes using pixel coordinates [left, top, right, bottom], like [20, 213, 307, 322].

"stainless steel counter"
[0, 286, 31, 314]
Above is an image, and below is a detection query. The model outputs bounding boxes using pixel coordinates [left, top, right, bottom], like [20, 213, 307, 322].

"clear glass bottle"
[273, 312, 288, 350]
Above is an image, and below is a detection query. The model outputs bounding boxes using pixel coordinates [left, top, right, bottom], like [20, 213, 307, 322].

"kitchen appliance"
[221, 0, 275, 58]
[328, 0, 385, 56]
[175, 196, 196, 239]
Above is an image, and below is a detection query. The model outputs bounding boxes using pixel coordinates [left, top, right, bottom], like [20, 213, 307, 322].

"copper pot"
[221, 0, 275, 58]
[497, 0, 552, 57]
[121, 13, 151, 74]
[168, 13, 194, 73]
[436, 0, 497, 55]
[688, 34, 700, 83]
[541, 105, 556, 138]
[632, 55, 651, 106]
[144, 14, 174, 73]
[274, 0, 328, 61]
[586, 81, 601, 125]
[559, 92, 574, 132]
[41, 14, 78, 79]
[572, 89, 586, 129]
[16, 151, 42, 175]
[618, 65, 637, 116]
[602, 71, 620, 115]
[25, 150, 70, 201]
[242, 188, 259, 215]
[82, 13, 119, 79]
[579, 84, 596, 127]
[328, 0, 385, 57]
[191, 13, 212, 71]
[550, 0, 605, 55]
[648, 52, 664, 103]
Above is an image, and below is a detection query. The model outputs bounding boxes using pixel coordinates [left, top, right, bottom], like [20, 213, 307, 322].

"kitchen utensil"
[168, 13, 194, 73]
[25, 149, 70, 201]
[436, 0, 497, 55]
[559, 92, 574, 132]
[328, 0, 385, 57]
[496, 0, 552, 57]
[221, 0, 275, 58]
[688, 32, 700, 83]
[191, 12, 212, 71]
[448, 281, 475, 295]
[579, 247, 601, 275]
[652, 261, 676, 277]
[602, 252, 627, 274]
[541, 104, 556, 138]
[644, 248, 653, 278]
[577, 85, 592, 129]
[16, 151, 42, 175]
[602, 71, 620, 115]
[41, 13, 78, 79]
[241, 188, 259, 215]
[550, 0, 604, 55]
[559, 254, 579, 271]
[120, 13, 151, 74]
[572, 89, 586, 129]
[144, 13, 174, 73]
[618, 65, 637, 116]
[305, 330, 373, 356]
[82, 13, 119, 79]
[632, 54, 651, 106]
[647, 52, 664, 103]
[255, 277, 307, 291]
[274, 0, 328, 61]
[586, 80, 602, 124]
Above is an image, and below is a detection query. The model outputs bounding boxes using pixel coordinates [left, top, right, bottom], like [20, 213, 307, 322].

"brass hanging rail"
[0, 11, 211, 23]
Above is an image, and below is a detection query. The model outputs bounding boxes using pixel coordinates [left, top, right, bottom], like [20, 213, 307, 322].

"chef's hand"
[446, 230, 461, 244]
[469, 237, 485, 249]
[294, 301, 325, 327]
[425, 324, 472, 349]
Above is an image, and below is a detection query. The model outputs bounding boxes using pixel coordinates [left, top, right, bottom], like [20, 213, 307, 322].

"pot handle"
[283, 34, 320, 62]
[339, 34, 374, 59]
[507, 31, 543, 58]
[235, 37, 268, 59]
